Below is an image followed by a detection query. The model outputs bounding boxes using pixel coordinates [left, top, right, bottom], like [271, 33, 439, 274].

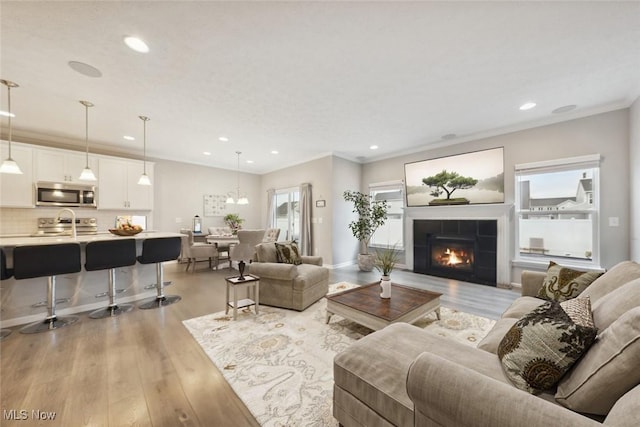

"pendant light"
[78, 100, 97, 181]
[0, 79, 23, 174]
[226, 151, 249, 205]
[138, 115, 151, 186]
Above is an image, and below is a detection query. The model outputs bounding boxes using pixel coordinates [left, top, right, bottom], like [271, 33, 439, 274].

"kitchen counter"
[0, 231, 185, 328]
[0, 231, 182, 247]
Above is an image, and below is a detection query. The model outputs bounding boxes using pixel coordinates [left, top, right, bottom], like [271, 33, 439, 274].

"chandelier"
[226, 151, 248, 205]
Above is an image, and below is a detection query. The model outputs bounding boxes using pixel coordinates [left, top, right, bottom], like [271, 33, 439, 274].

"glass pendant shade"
[0, 79, 23, 175]
[78, 100, 97, 181]
[0, 158, 22, 174]
[226, 194, 236, 204]
[237, 196, 249, 205]
[138, 116, 151, 186]
[79, 166, 97, 181]
[138, 173, 151, 186]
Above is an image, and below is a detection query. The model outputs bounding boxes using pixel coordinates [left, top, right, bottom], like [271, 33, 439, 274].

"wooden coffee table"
[326, 282, 442, 331]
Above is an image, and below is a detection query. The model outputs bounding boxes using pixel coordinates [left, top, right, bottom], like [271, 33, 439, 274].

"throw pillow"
[275, 242, 302, 265]
[498, 297, 597, 394]
[537, 261, 603, 302]
[555, 306, 640, 415]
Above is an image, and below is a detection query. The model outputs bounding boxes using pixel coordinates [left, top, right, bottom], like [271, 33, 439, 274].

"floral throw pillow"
[498, 297, 597, 394]
[275, 242, 303, 265]
[537, 261, 603, 302]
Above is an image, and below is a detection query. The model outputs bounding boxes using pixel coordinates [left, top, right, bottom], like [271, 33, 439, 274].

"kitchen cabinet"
[0, 141, 34, 207]
[35, 148, 98, 183]
[98, 157, 153, 210]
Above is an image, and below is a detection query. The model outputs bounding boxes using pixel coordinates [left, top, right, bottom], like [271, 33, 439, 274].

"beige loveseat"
[333, 261, 640, 426]
[247, 242, 329, 311]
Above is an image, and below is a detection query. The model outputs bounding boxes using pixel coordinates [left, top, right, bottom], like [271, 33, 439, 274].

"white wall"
[154, 159, 261, 233]
[631, 97, 640, 262]
[331, 156, 362, 266]
[362, 109, 631, 281]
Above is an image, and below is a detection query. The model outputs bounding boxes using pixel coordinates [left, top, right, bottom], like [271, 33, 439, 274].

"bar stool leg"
[90, 269, 134, 319]
[21, 276, 79, 334]
[139, 263, 181, 309]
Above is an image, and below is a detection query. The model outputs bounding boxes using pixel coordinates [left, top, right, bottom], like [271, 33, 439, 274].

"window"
[271, 187, 300, 242]
[515, 154, 600, 266]
[370, 181, 404, 249]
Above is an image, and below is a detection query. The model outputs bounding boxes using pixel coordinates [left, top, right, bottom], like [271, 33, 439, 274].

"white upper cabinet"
[35, 148, 98, 184]
[0, 141, 35, 208]
[98, 157, 153, 210]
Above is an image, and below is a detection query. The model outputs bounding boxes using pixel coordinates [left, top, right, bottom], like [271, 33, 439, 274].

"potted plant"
[343, 190, 389, 271]
[223, 213, 244, 235]
[375, 245, 400, 298]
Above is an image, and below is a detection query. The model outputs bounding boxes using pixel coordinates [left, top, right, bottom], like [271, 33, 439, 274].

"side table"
[225, 274, 260, 320]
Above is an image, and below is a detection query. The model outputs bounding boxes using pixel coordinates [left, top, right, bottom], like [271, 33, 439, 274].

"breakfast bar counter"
[0, 232, 183, 327]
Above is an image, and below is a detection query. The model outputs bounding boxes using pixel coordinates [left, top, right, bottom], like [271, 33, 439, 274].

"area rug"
[182, 282, 496, 426]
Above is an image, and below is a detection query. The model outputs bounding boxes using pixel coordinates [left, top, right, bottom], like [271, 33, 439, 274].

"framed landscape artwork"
[404, 147, 504, 207]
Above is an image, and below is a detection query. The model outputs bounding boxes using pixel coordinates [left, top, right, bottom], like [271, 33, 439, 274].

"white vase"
[380, 275, 391, 299]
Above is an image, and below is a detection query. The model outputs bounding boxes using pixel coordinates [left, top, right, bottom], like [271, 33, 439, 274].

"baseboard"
[326, 260, 356, 270]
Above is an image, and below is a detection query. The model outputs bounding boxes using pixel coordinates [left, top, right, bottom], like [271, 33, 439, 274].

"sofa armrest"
[521, 270, 546, 297]
[301, 255, 323, 266]
[407, 352, 601, 427]
[248, 262, 297, 280]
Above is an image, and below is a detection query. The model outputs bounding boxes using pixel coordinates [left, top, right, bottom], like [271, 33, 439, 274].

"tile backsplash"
[0, 208, 153, 235]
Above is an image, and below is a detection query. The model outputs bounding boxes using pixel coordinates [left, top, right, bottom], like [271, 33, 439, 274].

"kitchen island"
[0, 231, 183, 327]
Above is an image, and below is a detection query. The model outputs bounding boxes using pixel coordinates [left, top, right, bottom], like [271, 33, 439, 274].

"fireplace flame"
[439, 248, 471, 267]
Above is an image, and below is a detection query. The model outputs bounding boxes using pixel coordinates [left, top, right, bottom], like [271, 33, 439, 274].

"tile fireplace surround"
[404, 204, 513, 287]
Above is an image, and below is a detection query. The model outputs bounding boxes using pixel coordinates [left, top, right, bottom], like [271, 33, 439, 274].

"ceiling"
[1, 1, 639, 174]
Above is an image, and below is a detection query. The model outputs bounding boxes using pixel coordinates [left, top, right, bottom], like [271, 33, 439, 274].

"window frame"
[369, 180, 405, 250]
[271, 186, 300, 242]
[514, 154, 601, 269]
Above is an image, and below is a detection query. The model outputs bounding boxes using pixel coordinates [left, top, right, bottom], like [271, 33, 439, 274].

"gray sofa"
[247, 242, 329, 311]
[333, 261, 640, 426]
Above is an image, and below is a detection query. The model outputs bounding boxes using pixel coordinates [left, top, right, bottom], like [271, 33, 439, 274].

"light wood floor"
[0, 262, 519, 426]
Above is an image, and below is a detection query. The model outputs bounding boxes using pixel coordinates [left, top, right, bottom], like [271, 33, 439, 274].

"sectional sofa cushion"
[591, 277, 640, 331]
[498, 298, 596, 393]
[537, 262, 602, 302]
[477, 317, 518, 353]
[579, 261, 640, 303]
[555, 306, 640, 415]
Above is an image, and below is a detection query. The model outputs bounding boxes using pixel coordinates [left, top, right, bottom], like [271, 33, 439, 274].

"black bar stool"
[85, 239, 136, 319]
[13, 243, 81, 333]
[1, 249, 13, 339]
[137, 237, 182, 309]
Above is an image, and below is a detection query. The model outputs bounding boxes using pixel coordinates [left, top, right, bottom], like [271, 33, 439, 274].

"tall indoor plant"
[343, 190, 389, 271]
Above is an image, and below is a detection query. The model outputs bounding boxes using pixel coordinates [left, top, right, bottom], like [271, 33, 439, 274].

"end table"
[225, 274, 260, 320]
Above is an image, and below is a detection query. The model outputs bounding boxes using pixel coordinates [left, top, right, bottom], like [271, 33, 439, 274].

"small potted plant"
[343, 190, 389, 271]
[223, 213, 244, 235]
[374, 245, 400, 298]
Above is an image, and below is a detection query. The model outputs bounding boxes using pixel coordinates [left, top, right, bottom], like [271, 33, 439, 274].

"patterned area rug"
[182, 282, 496, 426]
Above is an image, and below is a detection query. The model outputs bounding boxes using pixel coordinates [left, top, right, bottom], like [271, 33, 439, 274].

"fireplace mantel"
[404, 204, 514, 286]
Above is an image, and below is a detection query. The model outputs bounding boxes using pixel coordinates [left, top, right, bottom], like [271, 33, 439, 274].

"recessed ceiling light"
[246, 160, 254, 164]
[68, 61, 102, 78]
[271, 150, 279, 154]
[203, 151, 211, 156]
[124, 36, 149, 53]
[519, 102, 537, 111]
[370, 145, 379, 150]
[442, 133, 457, 140]
[0, 111, 15, 118]
[219, 136, 229, 142]
[552, 104, 577, 114]
[123, 135, 135, 141]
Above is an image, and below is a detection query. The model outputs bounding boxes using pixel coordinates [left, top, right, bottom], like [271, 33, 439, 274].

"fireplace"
[414, 219, 497, 286]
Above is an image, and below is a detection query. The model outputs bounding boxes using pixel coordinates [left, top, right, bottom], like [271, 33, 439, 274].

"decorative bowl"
[108, 228, 143, 236]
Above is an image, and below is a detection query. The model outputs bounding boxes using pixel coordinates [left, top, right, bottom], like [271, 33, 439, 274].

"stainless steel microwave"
[35, 181, 97, 208]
